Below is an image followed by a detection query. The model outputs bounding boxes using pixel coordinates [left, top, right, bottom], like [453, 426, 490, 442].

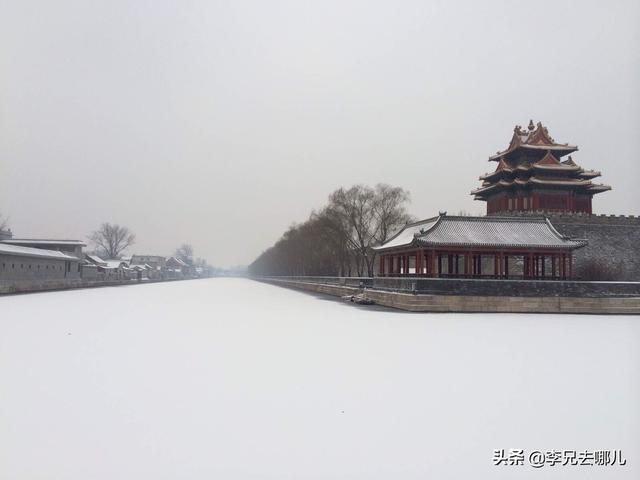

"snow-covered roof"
[130, 264, 150, 271]
[471, 177, 605, 196]
[374, 215, 586, 251]
[0, 243, 80, 261]
[489, 121, 578, 161]
[85, 254, 108, 265]
[130, 254, 165, 264]
[103, 260, 128, 269]
[166, 256, 187, 266]
[3, 238, 86, 247]
[375, 217, 440, 250]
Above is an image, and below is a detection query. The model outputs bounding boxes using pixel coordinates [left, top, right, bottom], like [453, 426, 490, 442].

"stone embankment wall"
[0, 277, 200, 295]
[256, 277, 640, 314]
[261, 276, 640, 297]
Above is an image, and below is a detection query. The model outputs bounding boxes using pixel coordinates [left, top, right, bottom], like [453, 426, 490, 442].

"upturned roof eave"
[489, 144, 579, 161]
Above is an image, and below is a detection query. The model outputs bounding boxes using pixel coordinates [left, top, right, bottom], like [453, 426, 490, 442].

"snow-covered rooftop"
[375, 215, 586, 251]
[0, 243, 80, 261]
[3, 239, 86, 247]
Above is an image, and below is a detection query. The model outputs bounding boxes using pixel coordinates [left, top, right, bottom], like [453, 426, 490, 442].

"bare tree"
[89, 223, 135, 259]
[328, 184, 411, 276]
[175, 244, 194, 265]
[371, 184, 413, 245]
[0, 213, 8, 231]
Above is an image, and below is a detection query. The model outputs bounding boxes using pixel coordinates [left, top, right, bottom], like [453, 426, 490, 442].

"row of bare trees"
[89, 224, 208, 267]
[249, 184, 412, 277]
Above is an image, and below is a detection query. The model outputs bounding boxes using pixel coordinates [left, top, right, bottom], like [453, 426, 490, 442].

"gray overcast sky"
[1, 0, 639, 267]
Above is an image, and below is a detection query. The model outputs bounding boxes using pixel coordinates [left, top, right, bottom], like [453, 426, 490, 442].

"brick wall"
[0, 254, 81, 282]
[491, 212, 640, 281]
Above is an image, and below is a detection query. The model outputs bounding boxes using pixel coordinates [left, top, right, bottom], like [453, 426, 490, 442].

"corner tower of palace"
[472, 121, 611, 215]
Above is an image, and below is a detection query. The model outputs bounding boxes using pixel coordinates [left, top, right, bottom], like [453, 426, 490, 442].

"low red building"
[374, 214, 585, 279]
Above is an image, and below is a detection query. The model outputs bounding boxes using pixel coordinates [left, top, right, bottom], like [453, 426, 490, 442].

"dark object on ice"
[341, 293, 375, 305]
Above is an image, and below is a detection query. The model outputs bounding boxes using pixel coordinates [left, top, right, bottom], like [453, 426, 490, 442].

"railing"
[255, 275, 640, 298]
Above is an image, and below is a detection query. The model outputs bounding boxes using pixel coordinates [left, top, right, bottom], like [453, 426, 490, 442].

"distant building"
[131, 255, 166, 270]
[83, 254, 130, 280]
[0, 236, 84, 283]
[166, 256, 188, 277]
[3, 238, 86, 260]
[130, 255, 166, 279]
[0, 243, 82, 283]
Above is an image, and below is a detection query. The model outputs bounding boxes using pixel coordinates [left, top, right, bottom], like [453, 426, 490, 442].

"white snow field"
[1, 278, 638, 479]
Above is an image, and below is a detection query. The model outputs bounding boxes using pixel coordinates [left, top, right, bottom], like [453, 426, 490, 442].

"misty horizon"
[2, 0, 639, 267]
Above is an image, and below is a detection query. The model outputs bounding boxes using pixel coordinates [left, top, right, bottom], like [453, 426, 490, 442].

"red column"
[529, 253, 535, 278]
[431, 250, 436, 277]
[416, 250, 422, 276]
[569, 253, 573, 278]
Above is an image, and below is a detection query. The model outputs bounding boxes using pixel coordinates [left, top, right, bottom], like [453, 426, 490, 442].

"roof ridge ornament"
[528, 119, 535, 131]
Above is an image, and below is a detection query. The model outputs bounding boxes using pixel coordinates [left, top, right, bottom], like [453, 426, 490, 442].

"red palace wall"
[486, 192, 592, 214]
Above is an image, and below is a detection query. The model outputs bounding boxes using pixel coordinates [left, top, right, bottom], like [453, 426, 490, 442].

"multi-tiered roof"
[471, 121, 610, 214]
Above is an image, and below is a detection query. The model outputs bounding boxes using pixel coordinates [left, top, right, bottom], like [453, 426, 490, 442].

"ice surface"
[1, 278, 638, 479]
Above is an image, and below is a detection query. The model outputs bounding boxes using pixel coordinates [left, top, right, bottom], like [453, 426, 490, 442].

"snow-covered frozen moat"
[1, 278, 638, 479]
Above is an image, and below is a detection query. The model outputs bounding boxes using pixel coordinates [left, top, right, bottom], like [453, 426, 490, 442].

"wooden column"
[431, 250, 436, 277]
[528, 253, 534, 278]
[569, 252, 573, 279]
